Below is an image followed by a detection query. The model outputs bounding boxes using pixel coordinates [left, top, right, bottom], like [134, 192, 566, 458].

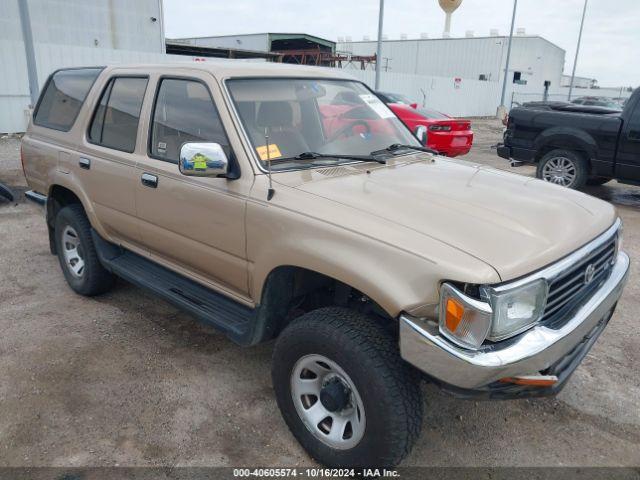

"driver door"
[134, 74, 251, 299]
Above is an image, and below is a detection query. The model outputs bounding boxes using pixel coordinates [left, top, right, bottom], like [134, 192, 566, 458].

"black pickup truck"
[497, 88, 640, 189]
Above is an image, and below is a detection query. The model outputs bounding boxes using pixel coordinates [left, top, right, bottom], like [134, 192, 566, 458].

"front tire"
[536, 149, 589, 189]
[54, 204, 115, 296]
[272, 307, 423, 468]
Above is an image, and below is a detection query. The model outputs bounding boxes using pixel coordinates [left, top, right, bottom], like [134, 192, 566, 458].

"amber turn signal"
[445, 297, 465, 333]
[499, 375, 559, 387]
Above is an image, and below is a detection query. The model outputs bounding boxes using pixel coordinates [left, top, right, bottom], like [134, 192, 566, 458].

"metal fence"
[511, 88, 633, 109]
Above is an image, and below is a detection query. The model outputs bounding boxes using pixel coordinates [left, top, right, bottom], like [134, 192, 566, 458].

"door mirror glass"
[414, 125, 428, 145]
[179, 143, 229, 177]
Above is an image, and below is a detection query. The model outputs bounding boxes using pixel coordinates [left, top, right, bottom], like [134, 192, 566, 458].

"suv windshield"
[227, 78, 420, 171]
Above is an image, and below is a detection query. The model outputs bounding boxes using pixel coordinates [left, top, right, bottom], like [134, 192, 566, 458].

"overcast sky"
[163, 0, 639, 87]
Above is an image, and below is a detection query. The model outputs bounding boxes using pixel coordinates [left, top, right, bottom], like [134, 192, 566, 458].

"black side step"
[92, 230, 255, 343]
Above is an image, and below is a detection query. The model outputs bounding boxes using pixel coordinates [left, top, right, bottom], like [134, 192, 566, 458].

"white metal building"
[338, 35, 566, 92]
[1, 0, 166, 133]
[2, 0, 165, 52]
[561, 74, 597, 89]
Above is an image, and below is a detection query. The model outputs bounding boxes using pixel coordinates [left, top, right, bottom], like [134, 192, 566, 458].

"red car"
[378, 95, 473, 157]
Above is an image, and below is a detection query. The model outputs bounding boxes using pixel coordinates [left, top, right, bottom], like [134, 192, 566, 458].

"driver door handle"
[141, 173, 158, 188]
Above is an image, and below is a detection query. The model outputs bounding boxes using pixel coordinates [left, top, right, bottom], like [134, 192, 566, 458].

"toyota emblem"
[584, 263, 596, 285]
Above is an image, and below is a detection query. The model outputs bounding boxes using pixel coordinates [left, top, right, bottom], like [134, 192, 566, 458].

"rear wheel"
[272, 307, 423, 468]
[536, 149, 589, 189]
[54, 204, 115, 296]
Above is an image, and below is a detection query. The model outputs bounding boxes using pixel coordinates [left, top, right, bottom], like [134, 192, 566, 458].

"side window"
[150, 78, 231, 162]
[33, 68, 102, 131]
[627, 101, 640, 133]
[88, 77, 148, 153]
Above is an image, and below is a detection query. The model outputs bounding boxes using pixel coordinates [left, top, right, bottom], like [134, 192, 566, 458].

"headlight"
[438, 279, 548, 350]
[482, 279, 548, 341]
[439, 283, 492, 350]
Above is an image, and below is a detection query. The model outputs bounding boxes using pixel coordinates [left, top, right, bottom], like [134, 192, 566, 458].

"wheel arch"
[533, 127, 597, 165]
[46, 183, 100, 255]
[250, 264, 396, 345]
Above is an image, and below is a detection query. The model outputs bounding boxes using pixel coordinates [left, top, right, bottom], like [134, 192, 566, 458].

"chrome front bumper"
[399, 252, 630, 390]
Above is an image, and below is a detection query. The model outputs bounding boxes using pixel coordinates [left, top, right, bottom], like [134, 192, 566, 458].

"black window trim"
[147, 75, 237, 175]
[32, 66, 105, 132]
[86, 74, 150, 154]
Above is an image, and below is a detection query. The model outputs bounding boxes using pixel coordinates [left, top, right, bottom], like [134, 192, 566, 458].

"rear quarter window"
[33, 68, 103, 131]
[88, 76, 149, 153]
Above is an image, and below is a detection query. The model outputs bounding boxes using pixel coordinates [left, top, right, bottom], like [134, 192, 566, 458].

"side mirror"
[179, 143, 229, 177]
[410, 102, 418, 109]
[414, 125, 428, 145]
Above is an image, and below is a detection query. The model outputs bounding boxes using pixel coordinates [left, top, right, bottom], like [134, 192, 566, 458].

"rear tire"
[54, 204, 115, 296]
[536, 149, 589, 189]
[272, 307, 423, 468]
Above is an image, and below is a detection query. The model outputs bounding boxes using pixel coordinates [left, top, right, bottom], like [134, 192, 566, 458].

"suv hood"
[274, 156, 616, 281]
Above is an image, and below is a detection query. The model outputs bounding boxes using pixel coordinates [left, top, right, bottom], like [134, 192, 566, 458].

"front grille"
[541, 235, 617, 324]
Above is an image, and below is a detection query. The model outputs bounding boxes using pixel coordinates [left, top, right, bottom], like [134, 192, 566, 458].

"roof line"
[339, 35, 565, 53]
[170, 32, 335, 44]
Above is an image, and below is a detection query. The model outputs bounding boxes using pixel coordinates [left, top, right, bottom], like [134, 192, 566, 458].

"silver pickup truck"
[21, 62, 629, 468]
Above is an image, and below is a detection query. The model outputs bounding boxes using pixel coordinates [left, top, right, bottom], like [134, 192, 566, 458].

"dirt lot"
[1, 120, 640, 467]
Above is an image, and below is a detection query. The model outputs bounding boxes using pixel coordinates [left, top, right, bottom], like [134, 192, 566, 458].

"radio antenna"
[265, 128, 275, 200]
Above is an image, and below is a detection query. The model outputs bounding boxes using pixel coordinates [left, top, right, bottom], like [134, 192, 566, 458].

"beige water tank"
[438, 0, 463, 13]
[438, 0, 464, 37]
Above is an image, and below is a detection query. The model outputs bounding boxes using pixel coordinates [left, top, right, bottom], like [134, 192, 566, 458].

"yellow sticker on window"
[256, 144, 282, 161]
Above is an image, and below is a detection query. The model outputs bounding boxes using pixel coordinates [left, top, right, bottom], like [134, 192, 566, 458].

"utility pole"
[498, 0, 518, 114]
[568, 0, 588, 101]
[18, 0, 39, 107]
[375, 0, 385, 90]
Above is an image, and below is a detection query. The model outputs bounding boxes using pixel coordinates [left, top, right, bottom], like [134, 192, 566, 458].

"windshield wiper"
[272, 151, 387, 165]
[371, 143, 439, 156]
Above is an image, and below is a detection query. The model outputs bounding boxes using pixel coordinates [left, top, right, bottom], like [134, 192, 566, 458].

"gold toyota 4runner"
[21, 63, 629, 468]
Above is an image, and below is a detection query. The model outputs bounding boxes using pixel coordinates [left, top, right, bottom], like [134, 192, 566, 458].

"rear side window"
[149, 78, 230, 162]
[89, 77, 148, 153]
[33, 68, 102, 131]
[627, 101, 640, 133]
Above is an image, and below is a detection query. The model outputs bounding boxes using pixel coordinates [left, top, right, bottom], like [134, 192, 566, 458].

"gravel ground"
[1, 120, 639, 468]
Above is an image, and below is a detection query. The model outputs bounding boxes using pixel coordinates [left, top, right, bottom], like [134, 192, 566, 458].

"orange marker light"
[445, 298, 465, 333]
[499, 375, 558, 387]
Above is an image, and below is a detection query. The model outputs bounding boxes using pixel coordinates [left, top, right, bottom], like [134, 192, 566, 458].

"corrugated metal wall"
[1, 0, 166, 133]
[340, 69, 502, 118]
[0, 42, 193, 133]
[2, 0, 164, 52]
[338, 36, 565, 92]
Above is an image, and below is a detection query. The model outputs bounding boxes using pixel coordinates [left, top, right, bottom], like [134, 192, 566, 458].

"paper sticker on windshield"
[359, 94, 395, 119]
[256, 144, 282, 161]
